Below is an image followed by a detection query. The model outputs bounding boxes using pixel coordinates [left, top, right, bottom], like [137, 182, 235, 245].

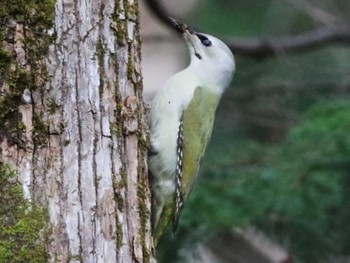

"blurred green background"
[153, 0, 350, 262]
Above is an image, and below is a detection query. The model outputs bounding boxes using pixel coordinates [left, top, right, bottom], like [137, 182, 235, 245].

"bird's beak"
[169, 17, 202, 59]
[168, 17, 195, 35]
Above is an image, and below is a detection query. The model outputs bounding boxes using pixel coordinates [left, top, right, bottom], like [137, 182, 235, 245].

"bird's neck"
[187, 60, 233, 93]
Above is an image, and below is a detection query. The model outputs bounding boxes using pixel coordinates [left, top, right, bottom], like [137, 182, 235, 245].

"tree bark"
[0, 0, 153, 262]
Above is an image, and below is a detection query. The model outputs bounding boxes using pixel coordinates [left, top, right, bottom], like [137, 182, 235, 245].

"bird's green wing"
[172, 86, 220, 230]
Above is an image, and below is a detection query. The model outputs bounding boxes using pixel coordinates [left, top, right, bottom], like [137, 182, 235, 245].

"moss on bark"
[0, 164, 48, 263]
[0, 0, 55, 146]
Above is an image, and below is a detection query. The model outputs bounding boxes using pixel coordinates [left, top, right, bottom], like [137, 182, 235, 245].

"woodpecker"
[149, 18, 235, 245]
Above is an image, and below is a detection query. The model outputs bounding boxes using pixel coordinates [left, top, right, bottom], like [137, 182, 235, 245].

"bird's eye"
[202, 39, 212, 47]
[196, 33, 212, 47]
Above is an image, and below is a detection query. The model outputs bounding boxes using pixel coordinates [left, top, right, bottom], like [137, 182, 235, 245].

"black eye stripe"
[196, 33, 208, 42]
[196, 33, 212, 47]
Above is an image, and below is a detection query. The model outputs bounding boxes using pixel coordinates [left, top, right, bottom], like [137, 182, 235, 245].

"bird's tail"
[152, 201, 173, 247]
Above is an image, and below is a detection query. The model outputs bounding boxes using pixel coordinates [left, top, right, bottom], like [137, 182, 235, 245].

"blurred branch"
[143, 0, 350, 59]
[224, 25, 350, 58]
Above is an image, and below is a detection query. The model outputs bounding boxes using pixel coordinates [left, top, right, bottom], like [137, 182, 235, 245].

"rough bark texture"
[0, 0, 153, 262]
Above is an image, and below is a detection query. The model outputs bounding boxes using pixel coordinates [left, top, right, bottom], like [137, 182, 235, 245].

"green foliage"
[0, 164, 48, 263]
[167, 100, 350, 263]
[273, 101, 350, 261]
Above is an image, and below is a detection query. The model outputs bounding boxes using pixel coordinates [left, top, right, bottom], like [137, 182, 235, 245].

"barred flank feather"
[173, 119, 184, 232]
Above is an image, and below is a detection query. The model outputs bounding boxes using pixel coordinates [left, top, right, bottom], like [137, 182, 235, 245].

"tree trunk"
[0, 0, 153, 262]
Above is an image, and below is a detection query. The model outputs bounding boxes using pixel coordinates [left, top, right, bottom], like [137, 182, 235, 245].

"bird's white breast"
[149, 69, 200, 179]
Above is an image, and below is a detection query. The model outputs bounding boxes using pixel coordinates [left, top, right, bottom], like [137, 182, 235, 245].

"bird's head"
[169, 17, 235, 88]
